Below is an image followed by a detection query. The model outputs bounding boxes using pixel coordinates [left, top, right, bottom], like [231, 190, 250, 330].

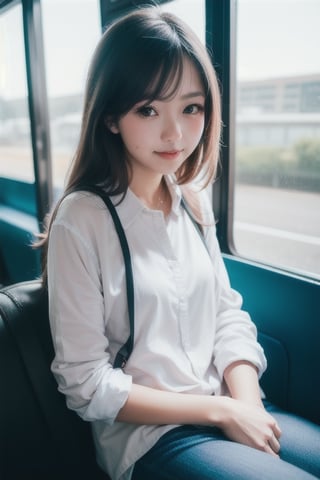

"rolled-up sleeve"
[203, 210, 267, 381]
[48, 215, 132, 424]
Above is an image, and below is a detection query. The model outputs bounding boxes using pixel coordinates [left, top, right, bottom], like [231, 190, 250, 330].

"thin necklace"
[157, 181, 170, 212]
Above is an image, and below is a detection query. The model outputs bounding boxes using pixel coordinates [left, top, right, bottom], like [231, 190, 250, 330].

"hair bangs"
[143, 49, 185, 103]
[113, 43, 185, 117]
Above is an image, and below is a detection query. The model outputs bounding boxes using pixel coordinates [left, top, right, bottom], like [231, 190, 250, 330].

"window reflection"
[0, 3, 34, 181]
[234, 0, 320, 278]
[41, 0, 101, 188]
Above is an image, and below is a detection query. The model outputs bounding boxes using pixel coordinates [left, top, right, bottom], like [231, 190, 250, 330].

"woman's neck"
[130, 175, 172, 215]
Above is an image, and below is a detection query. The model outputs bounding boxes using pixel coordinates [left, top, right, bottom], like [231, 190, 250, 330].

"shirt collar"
[112, 175, 183, 229]
[165, 175, 182, 217]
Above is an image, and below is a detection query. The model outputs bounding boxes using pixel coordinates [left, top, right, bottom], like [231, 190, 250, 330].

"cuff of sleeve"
[215, 344, 267, 382]
[77, 369, 132, 423]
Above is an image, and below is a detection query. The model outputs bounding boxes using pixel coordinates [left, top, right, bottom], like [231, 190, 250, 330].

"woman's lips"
[154, 150, 182, 160]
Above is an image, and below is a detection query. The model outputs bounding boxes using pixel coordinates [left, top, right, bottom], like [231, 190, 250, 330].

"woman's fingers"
[268, 431, 281, 454]
[268, 419, 282, 454]
[273, 421, 282, 438]
[222, 399, 283, 457]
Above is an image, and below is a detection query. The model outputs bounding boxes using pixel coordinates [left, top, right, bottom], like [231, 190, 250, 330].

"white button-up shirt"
[48, 176, 266, 480]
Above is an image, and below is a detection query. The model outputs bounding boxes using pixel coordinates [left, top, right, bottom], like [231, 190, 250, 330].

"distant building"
[237, 73, 320, 114]
[236, 74, 320, 147]
[236, 112, 320, 148]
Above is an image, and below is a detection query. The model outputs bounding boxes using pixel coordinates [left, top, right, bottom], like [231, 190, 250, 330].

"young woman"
[43, 7, 320, 480]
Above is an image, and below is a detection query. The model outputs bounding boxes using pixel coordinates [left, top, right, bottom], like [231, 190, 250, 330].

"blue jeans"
[132, 402, 320, 479]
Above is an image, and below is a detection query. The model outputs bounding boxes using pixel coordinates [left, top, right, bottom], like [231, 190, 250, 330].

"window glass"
[160, 0, 205, 44]
[234, 0, 320, 279]
[0, 3, 34, 181]
[41, 0, 101, 188]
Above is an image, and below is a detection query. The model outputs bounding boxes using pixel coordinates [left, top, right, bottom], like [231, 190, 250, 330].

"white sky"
[236, 0, 320, 80]
[0, 0, 320, 99]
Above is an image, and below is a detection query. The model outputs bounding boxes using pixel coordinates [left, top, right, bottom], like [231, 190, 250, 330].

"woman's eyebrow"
[180, 91, 205, 100]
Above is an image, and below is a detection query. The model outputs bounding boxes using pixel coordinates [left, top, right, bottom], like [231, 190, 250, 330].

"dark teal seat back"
[0, 280, 107, 479]
[0, 178, 41, 285]
[224, 255, 320, 425]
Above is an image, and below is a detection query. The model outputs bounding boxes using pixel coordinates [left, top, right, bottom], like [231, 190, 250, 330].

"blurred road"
[233, 184, 320, 279]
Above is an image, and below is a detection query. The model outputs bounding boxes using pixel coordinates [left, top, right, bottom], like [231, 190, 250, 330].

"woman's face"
[109, 57, 205, 182]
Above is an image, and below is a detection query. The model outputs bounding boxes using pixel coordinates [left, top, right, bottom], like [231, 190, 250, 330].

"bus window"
[234, 0, 320, 279]
[0, 2, 34, 182]
[160, 0, 205, 44]
[41, 0, 101, 189]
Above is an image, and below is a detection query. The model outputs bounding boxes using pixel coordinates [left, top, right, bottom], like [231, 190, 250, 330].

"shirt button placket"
[153, 212, 191, 354]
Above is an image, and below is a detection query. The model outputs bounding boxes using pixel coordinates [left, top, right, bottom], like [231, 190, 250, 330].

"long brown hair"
[38, 7, 222, 281]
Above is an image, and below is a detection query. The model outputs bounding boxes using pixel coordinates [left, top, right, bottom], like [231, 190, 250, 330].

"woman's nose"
[160, 117, 182, 143]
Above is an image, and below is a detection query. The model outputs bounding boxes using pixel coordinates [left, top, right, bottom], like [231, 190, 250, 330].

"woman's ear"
[105, 117, 119, 134]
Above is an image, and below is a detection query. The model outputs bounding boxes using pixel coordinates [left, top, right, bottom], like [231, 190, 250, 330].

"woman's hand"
[215, 396, 281, 457]
[218, 360, 281, 456]
[117, 382, 281, 457]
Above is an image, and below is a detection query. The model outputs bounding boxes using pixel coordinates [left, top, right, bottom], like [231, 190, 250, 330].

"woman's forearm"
[117, 360, 263, 426]
[116, 379, 281, 456]
[223, 360, 263, 406]
[116, 383, 226, 426]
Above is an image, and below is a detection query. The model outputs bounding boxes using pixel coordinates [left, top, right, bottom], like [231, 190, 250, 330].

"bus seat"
[0, 280, 108, 480]
[224, 254, 320, 425]
[0, 206, 41, 284]
[0, 178, 41, 285]
[0, 274, 318, 479]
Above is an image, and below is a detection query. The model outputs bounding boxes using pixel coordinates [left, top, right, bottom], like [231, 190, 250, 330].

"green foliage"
[294, 139, 320, 171]
[236, 146, 296, 174]
[236, 138, 320, 191]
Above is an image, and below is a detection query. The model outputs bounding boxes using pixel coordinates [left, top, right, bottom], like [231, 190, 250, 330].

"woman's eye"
[136, 105, 157, 117]
[184, 104, 204, 114]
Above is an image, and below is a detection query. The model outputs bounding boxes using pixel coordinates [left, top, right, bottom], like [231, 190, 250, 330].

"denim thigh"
[132, 402, 320, 480]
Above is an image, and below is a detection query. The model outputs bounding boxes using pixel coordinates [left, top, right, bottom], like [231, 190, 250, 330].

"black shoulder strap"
[76, 186, 134, 369]
[71, 187, 206, 369]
